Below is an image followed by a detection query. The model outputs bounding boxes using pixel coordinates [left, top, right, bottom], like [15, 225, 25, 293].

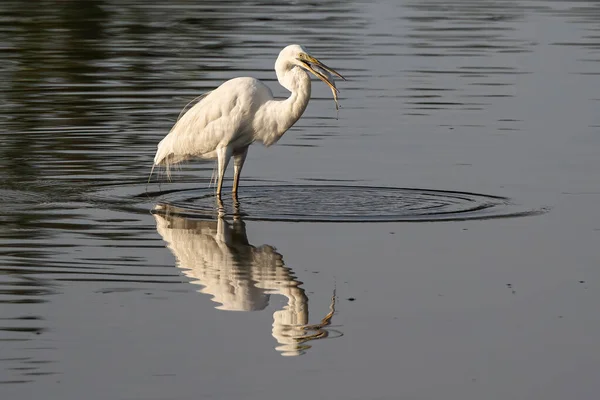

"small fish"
[313, 65, 341, 111]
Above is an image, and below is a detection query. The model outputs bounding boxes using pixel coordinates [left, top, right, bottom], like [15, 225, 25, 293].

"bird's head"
[278, 44, 346, 95]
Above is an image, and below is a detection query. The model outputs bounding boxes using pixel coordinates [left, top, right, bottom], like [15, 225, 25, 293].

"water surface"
[1, 1, 600, 399]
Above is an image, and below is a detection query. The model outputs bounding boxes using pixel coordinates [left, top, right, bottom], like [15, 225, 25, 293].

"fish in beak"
[297, 53, 346, 110]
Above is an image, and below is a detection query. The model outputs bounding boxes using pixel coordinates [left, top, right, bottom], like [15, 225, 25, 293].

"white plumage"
[153, 44, 344, 198]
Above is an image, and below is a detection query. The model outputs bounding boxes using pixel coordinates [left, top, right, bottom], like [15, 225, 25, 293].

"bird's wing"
[154, 81, 255, 166]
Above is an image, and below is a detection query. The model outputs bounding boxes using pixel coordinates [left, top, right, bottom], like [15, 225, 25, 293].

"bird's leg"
[216, 197, 226, 218]
[216, 146, 232, 200]
[232, 146, 249, 199]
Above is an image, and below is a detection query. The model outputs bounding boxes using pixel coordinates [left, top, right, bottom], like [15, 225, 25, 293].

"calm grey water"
[1, 1, 600, 399]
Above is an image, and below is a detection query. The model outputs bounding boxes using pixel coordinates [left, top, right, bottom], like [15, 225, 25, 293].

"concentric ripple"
[147, 185, 542, 222]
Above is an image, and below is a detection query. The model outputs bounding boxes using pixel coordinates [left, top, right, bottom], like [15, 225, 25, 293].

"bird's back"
[154, 77, 272, 166]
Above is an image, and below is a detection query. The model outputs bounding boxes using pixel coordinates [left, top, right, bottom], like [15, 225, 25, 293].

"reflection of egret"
[153, 204, 338, 356]
[152, 44, 345, 199]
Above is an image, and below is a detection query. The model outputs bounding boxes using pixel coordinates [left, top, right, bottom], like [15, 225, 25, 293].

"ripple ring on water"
[148, 185, 545, 222]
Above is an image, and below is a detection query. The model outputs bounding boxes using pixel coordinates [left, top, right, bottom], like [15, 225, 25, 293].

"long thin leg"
[232, 146, 249, 198]
[216, 146, 232, 199]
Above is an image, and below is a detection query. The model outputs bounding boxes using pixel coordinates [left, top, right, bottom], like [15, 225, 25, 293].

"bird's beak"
[297, 54, 346, 94]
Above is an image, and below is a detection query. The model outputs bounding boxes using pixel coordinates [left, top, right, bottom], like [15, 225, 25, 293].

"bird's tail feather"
[153, 132, 186, 181]
[209, 163, 217, 189]
[147, 163, 157, 188]
[151, 91, 213, 185]
[177, 92, 210, 122]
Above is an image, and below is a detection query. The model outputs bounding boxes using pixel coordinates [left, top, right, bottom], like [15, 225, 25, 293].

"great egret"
[152, 44, 345, 199]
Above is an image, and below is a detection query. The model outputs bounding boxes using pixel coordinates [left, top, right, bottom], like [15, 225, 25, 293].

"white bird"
[152, 44, 345, 199]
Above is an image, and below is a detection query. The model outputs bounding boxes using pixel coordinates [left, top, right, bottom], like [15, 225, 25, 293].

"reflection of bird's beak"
[297, 54, 346, 94]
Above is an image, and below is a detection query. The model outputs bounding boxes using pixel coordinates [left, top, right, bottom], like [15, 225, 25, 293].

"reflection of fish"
[153, 204, 338, 356]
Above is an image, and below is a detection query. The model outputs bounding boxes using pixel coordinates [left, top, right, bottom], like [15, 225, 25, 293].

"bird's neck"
[258, 67, 311, 146]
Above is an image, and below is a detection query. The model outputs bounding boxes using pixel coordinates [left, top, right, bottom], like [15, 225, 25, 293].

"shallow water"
[1, 0, 600, 399]
[149, 185, 540, 222]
